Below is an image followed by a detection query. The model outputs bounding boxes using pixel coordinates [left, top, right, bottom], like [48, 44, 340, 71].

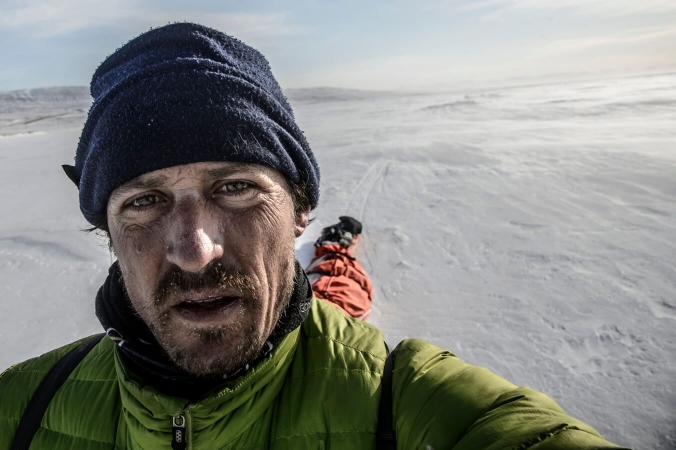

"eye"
[214, 180, 257, 204]
[221, 181, 251, 193]
[128, 194, 161, 208]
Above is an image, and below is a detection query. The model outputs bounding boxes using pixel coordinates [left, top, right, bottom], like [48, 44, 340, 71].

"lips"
[174, 296, 240, 321]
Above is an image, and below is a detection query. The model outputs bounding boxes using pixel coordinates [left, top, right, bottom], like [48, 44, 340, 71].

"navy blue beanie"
[66, 22, 320, 226]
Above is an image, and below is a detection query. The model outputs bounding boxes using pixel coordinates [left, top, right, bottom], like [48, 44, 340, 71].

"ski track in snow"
[2, 74, 676, 449]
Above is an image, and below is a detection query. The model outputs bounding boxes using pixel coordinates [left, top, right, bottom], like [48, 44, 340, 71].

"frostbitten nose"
[166, 207, 223, 273]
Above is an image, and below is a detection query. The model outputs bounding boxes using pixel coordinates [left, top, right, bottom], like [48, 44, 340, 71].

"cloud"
[287, 19, 676, 91]
[289, 50, 487, 91]
[0, 0, 305, 43]
[423, 0, 676, 20]
[539, 26, 676, 54]
[469, 0, 676, 21]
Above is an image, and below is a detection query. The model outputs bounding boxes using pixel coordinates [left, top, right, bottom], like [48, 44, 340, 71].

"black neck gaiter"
[95, 261, 312, 401]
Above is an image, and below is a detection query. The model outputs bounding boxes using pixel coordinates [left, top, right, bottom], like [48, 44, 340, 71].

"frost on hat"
[65, 22, 320, 226]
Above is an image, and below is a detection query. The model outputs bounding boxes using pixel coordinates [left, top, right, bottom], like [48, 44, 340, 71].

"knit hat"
[64, 22, 320, 226]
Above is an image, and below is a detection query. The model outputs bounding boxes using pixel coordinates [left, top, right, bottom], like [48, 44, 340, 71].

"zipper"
[172, 414, 187, 450]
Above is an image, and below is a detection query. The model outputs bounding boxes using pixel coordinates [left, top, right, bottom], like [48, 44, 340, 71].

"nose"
[166, 201, 224, 273]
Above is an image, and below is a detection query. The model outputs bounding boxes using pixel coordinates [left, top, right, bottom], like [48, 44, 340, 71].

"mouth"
[173, 296, 241, 322]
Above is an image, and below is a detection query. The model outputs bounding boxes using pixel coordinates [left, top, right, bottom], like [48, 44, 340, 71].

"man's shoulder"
[303, 297, 387, 359]
[1, 334, 115, 380]
[0, 335, 121, 449]
[301, 301, 459, 369]
[389, 339, 625, 449]
[0, 334, 117, 412]
[3, 337, 85, 378]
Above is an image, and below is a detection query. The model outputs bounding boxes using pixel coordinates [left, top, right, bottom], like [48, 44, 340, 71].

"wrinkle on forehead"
[108, 162, 269, 203]
[205, 163, 261, 179]
[109, 173, 169, 203]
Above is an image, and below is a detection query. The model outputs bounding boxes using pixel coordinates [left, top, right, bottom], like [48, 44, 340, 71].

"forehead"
[108, 161, 283, 202]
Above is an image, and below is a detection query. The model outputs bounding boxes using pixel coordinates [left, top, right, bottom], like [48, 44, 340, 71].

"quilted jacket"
[0, 298, 625, 449]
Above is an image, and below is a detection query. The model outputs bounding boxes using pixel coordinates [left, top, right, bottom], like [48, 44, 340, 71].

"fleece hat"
[64, 22, 320, 226]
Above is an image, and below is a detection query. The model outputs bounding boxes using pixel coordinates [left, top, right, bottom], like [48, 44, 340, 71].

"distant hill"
[0, 87, 91, 133]
[285, 87, 395, 103]
[0, 86, 90, 105]
[0, 85, 396, 106]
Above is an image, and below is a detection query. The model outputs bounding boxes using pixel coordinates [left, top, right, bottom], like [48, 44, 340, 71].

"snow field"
[1, 74, 675, 448]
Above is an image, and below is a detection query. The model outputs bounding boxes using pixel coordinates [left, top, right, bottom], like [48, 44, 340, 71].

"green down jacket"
[0, 298, 625, 449]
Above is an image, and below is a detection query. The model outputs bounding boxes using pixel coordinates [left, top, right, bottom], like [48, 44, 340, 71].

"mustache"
[154, 260, 257, 305]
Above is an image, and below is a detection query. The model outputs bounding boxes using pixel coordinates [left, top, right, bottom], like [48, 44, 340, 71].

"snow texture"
[1, 74, 676, 449]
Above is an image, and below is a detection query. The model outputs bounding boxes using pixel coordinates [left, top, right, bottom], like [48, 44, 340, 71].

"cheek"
[235, 200, 294, 245]
[221, 198, 296, 275]
[115, 222, 166, 258]
[111, 221, 168, 293]
[112, 222, 170, 318]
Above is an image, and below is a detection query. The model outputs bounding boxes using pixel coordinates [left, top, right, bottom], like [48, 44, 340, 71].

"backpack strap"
[376, 341, 397, 450]
[12, 333, 105, 450]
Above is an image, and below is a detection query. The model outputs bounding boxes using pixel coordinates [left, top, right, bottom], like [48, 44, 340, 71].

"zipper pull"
[172, 414, 187, 450]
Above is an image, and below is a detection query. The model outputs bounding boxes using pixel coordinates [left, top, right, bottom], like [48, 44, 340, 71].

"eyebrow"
[109, 173, 169, 202]
[109, 163, 261, 203]
[205, 163, 257, 179]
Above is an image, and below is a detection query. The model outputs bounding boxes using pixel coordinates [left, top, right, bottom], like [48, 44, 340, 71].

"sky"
[1, 0, 675, 92]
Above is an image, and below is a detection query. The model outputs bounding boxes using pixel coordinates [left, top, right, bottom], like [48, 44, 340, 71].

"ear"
[294, 204, 311, 238]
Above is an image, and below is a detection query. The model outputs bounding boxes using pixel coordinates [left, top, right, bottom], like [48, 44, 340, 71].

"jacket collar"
[113, 325, 301, 446]
[96, 259, 312, 400]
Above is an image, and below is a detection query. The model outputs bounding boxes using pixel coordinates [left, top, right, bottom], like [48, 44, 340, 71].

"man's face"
[106, 161, 309, 377]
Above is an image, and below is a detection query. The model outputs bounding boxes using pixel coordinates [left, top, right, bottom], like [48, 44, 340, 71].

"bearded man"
[0, 23, 626, 450]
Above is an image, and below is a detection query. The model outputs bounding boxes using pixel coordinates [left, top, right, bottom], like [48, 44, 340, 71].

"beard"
[129, 256, 296, 378]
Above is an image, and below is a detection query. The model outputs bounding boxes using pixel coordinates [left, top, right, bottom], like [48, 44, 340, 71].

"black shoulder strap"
[376, 342, 397, 450]
[12, 333, 105, 450]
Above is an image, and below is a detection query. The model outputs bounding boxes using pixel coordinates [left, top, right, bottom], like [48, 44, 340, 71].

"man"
[0, 23, 626, 449]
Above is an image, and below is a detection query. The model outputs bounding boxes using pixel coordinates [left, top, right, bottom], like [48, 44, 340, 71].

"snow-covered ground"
[1, 73, 675, 449]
